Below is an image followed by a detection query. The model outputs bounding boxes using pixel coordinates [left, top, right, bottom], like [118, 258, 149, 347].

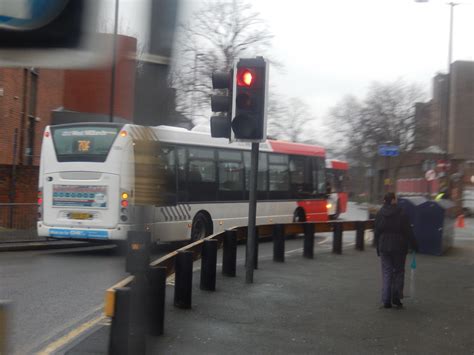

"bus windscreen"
[51, 126, 120, 162]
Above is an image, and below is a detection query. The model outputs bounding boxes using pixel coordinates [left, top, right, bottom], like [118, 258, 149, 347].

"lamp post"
[416, 0, 459, 164]
[109, 0, 120, 123]
[191, 53, 204, 121]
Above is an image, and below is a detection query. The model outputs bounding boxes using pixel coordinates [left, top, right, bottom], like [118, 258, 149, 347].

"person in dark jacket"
[374, 192, 417, 308]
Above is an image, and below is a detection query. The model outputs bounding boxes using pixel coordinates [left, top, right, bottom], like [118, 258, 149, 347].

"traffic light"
[210, 70, 233, 138]
[231, 57, 269, 142]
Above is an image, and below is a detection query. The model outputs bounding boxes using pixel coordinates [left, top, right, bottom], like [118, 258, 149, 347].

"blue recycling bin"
[398, 197, 427, 247]
[417, 200, 456, 255]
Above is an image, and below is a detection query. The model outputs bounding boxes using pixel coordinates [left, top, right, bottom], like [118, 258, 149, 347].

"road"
[0, 203, 367, 354]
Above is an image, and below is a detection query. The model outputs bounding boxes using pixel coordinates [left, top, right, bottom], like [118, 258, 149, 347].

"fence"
[0, 203, 38, 241]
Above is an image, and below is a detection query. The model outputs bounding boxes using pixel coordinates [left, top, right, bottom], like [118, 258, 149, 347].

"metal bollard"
[254, 227, 259, 270]
[355, 221, 365, 251]
[332, 223, 343, 254]
[148, 267, 167, 336]
[222, 230, 237, 277]
[303, 223, 315, 259]
[0, 301, 10, 355]
[129, 274, 147, 354]
[108, 288, 131, 355]
[273, 224, 285, 262]
[200, 240, 218, 291]
[174, 250, 193, 309]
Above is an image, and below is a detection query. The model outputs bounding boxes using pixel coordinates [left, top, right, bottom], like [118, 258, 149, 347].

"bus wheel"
[293, 208, 306, 222]
[191, 212, 211, 242]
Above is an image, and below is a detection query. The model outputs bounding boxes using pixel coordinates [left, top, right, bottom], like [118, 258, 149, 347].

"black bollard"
[303, 223, 315, 259]
[273, 224, 285, 262]
[0, 300, 11, 355]
[200, 240, 218, 291]
[332, 222, 343, 254]
[148, 267, 167, 336]
[109, 287, 131, 355]
[355, 221, 365, 251]
[254, 227, 259, 270]
[129, 274, 147, 354]
[222, 230, 237, 277]
[174, 251, 193, 309]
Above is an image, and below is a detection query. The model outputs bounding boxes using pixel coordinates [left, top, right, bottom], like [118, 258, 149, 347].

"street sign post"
[378, 145, 399, 192]
[378, 145, 400, 157]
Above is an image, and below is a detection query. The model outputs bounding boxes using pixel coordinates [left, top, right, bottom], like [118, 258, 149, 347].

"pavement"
[62, 221, 474, 355]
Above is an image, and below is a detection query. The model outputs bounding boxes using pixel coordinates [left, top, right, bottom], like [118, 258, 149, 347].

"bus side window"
[290, 155, 312, 198]
[218, 150, 244, 201]
[268, 154, 289, 200]
[313, 157, 326, 195]
[244, 151, 268, 200]
[161, 145, 177, 205]
[177, 147, 187, 202]
[187, 147, 217, 202]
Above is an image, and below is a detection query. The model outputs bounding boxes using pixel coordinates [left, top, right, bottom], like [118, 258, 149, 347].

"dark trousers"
[380, 252, 407, 304]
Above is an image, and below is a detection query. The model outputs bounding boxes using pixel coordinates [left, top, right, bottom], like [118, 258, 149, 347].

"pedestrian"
[374, 192, 418, 309]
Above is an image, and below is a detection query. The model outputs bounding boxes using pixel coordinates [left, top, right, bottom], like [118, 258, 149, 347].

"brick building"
[0, 35, 137, 208]
[376, 60, 474, 206]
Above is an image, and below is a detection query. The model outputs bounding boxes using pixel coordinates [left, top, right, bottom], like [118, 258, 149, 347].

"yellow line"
[37, 315, 105, 355]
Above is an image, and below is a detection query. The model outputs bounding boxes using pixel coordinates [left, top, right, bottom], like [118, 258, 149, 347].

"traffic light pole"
[246, 142, 259, 284]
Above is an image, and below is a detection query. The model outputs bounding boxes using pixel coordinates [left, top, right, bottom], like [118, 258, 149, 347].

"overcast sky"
[109, 0, 474, 138]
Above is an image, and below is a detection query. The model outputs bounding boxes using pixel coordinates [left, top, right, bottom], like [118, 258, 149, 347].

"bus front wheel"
[293, 208, 306, 223]
[191, 212, 212, 242]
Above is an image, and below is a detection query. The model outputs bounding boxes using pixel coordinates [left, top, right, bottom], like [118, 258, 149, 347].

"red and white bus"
[325, 159, 349, 219]
[38, 124, 329, 243]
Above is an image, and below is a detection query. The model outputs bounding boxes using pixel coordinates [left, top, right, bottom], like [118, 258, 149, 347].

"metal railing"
[105, 219, 374, 353]
[0, 203, 38, 242]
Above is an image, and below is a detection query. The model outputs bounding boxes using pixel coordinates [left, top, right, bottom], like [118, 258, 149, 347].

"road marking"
[318, 237, 330, 245]
[37, 308, 104, 355]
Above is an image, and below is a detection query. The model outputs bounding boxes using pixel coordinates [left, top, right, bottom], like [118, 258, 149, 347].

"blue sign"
[378, 145, 400, 157]
[50, 228, 109, 239]
[0, 0, 68, 30]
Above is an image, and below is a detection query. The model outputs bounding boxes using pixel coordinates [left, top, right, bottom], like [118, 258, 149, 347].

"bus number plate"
[69, 212, 93, 220]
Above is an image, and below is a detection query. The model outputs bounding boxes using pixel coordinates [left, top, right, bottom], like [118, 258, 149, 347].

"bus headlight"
[326, 203, 332, 210]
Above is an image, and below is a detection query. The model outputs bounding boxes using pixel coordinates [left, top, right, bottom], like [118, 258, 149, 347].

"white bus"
[38, 123, 329, 243]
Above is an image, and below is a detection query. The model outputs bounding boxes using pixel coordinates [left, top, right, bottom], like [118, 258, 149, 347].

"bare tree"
[267, 97, 317, 143]
[327, 80, 426, 201]
[172, 0, 274, 124]
[328, 80, 426, 165]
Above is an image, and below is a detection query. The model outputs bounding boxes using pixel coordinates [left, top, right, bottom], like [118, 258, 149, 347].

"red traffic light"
[237, 68, 255, 87]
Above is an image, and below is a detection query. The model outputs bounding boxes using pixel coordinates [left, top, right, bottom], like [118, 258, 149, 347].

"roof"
[417, 145, 446, 154]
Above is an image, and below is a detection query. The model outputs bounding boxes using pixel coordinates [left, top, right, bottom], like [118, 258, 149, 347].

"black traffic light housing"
[232, 57, 269, 142]
[210, 71, 233, 138]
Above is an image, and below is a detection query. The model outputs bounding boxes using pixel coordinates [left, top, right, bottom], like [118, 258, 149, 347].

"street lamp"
[415, 0, 459, 154]
[191, 52, 204, 121]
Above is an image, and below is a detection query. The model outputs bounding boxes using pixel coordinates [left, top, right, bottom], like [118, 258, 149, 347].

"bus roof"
[130, 125, 326, 157]
[44, 123, 327, 157]
[268, 140, 325, 157]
